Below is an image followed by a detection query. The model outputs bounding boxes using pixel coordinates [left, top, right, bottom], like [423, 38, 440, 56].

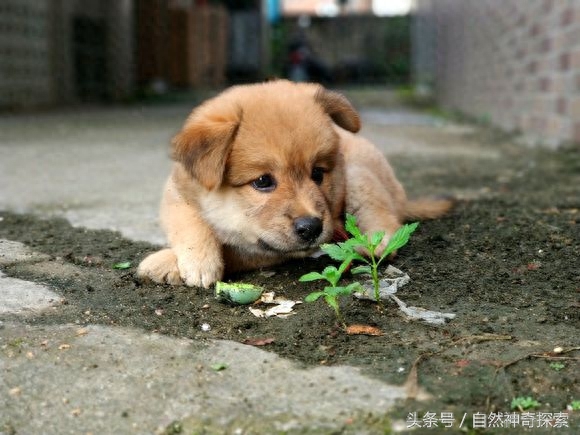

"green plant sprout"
[323, 214, 418, 302]
[300, 215, 419, 325]
[568, 400, 580, 411]
[300, 260, 361, 328]
[510, 396, 540, 411]
[549, 362, 565, 371]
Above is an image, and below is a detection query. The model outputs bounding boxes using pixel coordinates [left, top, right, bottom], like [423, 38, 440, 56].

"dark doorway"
[73, 16, 107, 100]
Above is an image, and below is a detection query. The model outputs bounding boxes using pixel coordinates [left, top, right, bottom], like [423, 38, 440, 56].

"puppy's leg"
[138, 177, 224, 289]
[161, 186, 224, 289]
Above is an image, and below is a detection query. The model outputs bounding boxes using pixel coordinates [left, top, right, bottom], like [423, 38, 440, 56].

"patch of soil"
[1, 140, 579, 433]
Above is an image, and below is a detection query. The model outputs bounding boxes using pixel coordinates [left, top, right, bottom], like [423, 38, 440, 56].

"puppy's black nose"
[294, 216, 323, 242]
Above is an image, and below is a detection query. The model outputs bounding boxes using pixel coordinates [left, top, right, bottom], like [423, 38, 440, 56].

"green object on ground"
[215, 281, 264, 305]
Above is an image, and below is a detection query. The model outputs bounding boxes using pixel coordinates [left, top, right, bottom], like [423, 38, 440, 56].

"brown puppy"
[137, 80, 452, 288]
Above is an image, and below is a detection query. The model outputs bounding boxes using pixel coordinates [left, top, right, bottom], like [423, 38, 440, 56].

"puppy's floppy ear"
[171, 103, 241, 190]
[315, 87, 361, 133]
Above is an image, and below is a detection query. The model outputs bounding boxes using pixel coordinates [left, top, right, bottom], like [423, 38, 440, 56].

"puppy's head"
[171, 80, 360, 257]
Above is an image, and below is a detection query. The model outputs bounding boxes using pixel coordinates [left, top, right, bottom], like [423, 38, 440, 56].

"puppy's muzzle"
[294, 216, 323, 242]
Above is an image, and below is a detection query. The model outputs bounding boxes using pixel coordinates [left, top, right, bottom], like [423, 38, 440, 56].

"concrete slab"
[0, 106, 183, 245]
[0, 272, 60, 315]
[1, 323, 410, 434]
[0, 239, 50, 266]
[0, 240, 60, 314]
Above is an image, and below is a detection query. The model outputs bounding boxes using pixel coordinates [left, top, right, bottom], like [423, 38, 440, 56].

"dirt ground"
[1, 117, 579, 433]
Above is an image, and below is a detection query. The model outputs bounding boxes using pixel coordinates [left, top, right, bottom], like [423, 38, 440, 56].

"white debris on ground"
[354, 265, 411, 300]
[354, 265, 456, 325]
[248, 292, 302, 318]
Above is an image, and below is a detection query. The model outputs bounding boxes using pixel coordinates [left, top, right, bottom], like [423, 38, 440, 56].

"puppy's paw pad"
[137, 249, 182, 285]
[178, 259, 224, 289]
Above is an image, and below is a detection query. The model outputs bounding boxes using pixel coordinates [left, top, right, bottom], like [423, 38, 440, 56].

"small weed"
[300, 261, 361, 328]
[164, 420, 183, 434]
[300, 214, 418, 325]
[568, 400, 580, 411]
[510, 396, 540, 411]
[7, 338, 26, 349]
[324, 214, 418, 302]
[549, 362, 565, 371]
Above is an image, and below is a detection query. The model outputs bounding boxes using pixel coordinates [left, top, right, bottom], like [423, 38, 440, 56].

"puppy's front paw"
[177, 250, 224, 289]
[137, 248, 224, 288]
[137, 248, 183, 285]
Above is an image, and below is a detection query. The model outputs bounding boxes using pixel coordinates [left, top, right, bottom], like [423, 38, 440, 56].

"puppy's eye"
[311, 167, 325, 185]
[251, 174, 276, 191]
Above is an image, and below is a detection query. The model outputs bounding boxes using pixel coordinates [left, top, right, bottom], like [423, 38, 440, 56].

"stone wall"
[0, 1, 52, 107]
[413, 0, 580, 147]
[0, 0, 134, 107]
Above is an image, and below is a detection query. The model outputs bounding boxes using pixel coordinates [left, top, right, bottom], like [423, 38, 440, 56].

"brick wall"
[0, 0, 53, 108]
[0, 0, 134, 107]
[413, 0, 580, 147]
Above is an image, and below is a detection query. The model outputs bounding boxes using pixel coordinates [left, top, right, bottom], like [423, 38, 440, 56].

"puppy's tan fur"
[137, 81, 452, 288]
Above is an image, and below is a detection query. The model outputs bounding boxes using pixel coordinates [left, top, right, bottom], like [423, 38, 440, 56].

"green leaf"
[322, 266, 340, 287]
[112, 261, 131, 270]
[304, 291, 325, 302]
[324, 294, 339, 312]
[370, 231, 385, 248]
[338, 240, 363, 259]
[351, 265, 372, 275]
[325, 287, 345, 297]
[345, 282, 363, 293]
[345, 214, 363, 240]
[299, 272, 326, 282]
[337, 258, 353, 275]
[339, 238, 359, 251]
[381, 222, 419, 260]
[210, 363, 227, 371]
[321, 243, 351, 261]
[334, 284, 360, 296]
[339, 240, 366, 262]
[510, 396, 540, 411]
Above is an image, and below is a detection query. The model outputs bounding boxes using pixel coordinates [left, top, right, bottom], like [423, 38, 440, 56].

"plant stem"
[371, 255, 380, 302]
[335, 308, 347, 330]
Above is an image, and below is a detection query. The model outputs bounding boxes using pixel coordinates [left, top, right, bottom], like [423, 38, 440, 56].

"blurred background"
[1, 0, 579, 148]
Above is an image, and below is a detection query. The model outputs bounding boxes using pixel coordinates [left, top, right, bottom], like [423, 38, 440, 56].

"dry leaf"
[249, 292, 301, 318]
[242, 337, 275, 346]
[346, 324, 383, 336]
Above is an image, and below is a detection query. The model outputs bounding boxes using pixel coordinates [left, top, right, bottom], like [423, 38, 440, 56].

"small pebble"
[201, 323, 211, 332]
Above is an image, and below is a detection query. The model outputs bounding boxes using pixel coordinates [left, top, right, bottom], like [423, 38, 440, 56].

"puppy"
[137, 80, 452, 288]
